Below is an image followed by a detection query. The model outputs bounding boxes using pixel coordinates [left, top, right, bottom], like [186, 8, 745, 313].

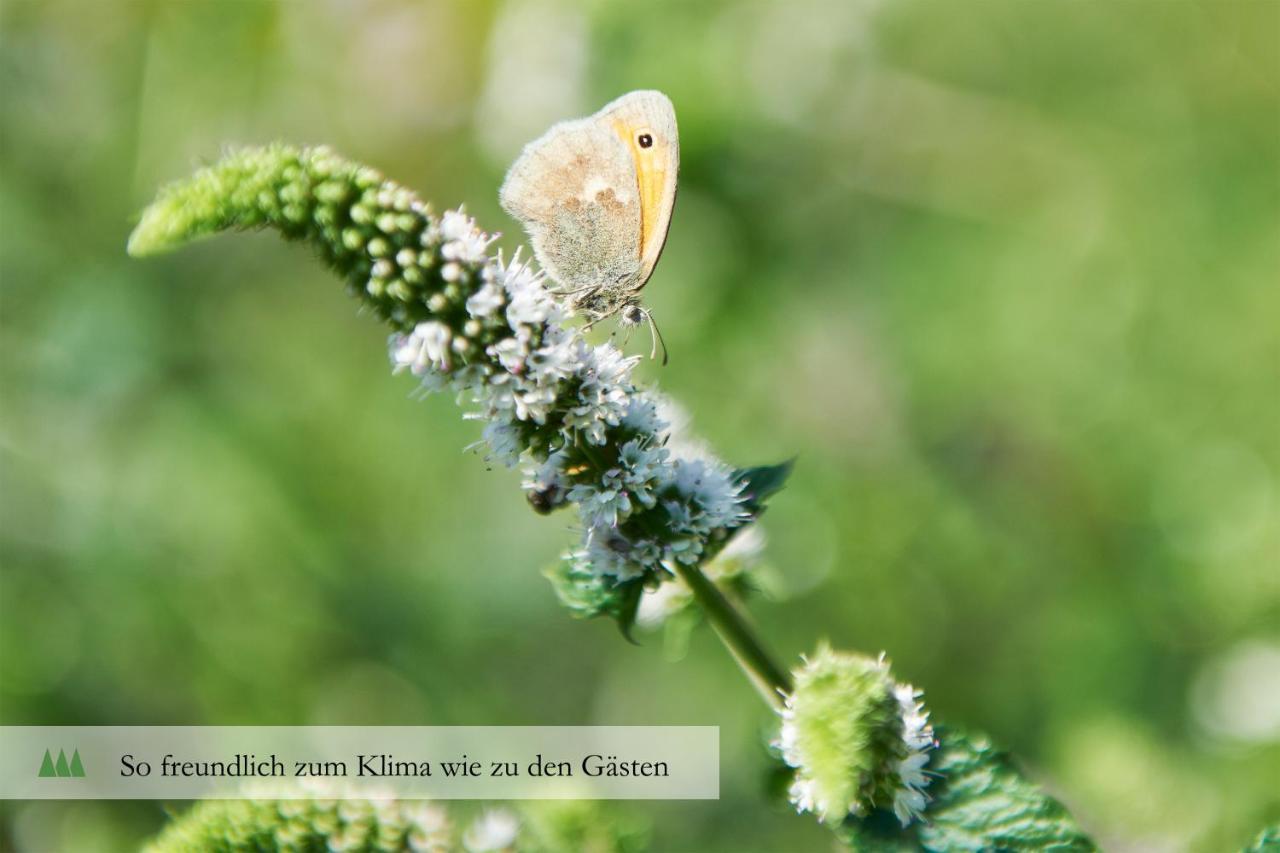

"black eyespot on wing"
[637, 133, 653, 149]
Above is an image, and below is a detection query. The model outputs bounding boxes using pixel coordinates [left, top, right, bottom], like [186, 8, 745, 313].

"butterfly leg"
[547, 282, 600, 298]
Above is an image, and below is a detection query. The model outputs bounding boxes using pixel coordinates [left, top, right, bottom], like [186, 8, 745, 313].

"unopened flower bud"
[776, 645, 935, 826]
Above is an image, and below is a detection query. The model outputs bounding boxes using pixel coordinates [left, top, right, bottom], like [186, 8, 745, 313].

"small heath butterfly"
[500, 90, 679, 359]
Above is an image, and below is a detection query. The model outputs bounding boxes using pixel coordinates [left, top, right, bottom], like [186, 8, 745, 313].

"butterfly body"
[500, 91, 679, 325]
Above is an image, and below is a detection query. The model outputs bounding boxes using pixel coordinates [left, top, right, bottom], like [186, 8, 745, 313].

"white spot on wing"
[580, 175, 634, 205]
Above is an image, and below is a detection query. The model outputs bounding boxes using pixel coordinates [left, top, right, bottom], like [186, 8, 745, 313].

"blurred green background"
[2, 0, 1277, 850]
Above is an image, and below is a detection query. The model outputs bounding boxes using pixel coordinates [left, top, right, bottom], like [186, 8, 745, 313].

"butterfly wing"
[596, 90, 679, 292]
[500, 116, 642, 294]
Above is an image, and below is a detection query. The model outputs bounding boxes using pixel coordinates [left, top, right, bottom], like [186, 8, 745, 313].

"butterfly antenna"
[645, 309, 669, 366]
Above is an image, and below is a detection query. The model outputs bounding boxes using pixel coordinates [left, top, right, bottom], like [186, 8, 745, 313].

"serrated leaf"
[838, 726, 1096, 852]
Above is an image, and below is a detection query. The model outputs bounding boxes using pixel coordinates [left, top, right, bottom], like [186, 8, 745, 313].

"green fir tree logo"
[38, 748, 85, 778]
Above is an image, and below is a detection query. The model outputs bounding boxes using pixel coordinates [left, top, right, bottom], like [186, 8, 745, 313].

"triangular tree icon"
[54, 749, 71, 777]
[69, 750, 85, 778]
[38, 749, 56, 777]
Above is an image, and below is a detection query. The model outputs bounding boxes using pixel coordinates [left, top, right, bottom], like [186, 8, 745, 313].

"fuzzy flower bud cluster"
[386, 210, 750, 598]
[128, 145, 758, 623]
[144, 790, 455, 852]
[145, 783, 643, 852]
[775, 645, 936, 827]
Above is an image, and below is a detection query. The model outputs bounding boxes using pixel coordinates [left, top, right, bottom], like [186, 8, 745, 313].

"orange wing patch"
[610, 117, 671, 267]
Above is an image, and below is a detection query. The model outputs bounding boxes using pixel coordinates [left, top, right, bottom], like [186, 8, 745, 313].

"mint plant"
[129, 144, 1131, 849]
[146, 795, 646, 852]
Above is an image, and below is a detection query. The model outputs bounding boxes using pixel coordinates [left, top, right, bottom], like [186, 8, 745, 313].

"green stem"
[672, 560, 792, 711]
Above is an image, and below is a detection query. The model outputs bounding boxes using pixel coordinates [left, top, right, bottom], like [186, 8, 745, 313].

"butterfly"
[499, 90, 679, 362]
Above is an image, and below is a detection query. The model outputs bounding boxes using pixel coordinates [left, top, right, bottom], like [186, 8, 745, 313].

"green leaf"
[543, 559, 644, 640]
[613, 580, 645, 645]
[732, 458, 796, 518]
[838, 726, 1096, 852]
[1243, 825, 1280, 852]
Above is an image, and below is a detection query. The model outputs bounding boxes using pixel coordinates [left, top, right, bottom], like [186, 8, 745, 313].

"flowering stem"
[127, 144, 1106, 850]
[671, 560, 791, 710]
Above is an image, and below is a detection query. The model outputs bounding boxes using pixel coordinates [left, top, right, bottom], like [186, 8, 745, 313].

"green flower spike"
[131, 145, 1124, 852]
[146, 791, 647, 852]
[775, 645, 935, 827]
[129, 145, 789, 637]
[144, 795, 454, 852]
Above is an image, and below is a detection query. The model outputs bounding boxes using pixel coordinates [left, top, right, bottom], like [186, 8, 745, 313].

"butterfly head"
[618, 301, 668, 366]
[620, 302, 646, 327]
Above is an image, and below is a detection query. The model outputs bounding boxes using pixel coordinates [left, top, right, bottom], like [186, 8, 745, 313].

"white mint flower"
[661, 499, 695, 533]
[891, 682, 935, 826]
[439, 209, 494, 265]
[438, 208, 473, 241]
[471, 373, 521, 420]
[788, 776, 819, 816]
[526, 336, 579, 385]
[582, 526, 647, 581]
[393, 321, 452, 373]
[466, 281, 505, 318]
[620, 394, 668, 436]
[462, 809, 519, 852]
[568, 483, 633, 529]
[490, 336, 526, 373]
[376, 206, 752, 587]
[669, 457, 749, 535]
[514, 384, 558, 424]
[481, 420, 523, 467]
[563, 344, 636, 445]
[506, 283, 554, 327]
[614, 439, 667, 509]
[390, 333, 422, 375]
